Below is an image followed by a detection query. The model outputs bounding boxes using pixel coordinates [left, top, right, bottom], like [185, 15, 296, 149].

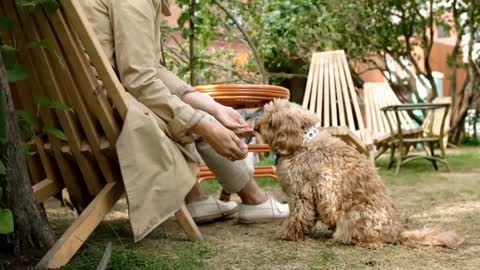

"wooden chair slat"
[333, 54, 346, 126]
[302, 53, 315, 109]
[39, 10, 118, 184]
[302, 50, 370, 156]
[1, 0, 92, 208]
[4, 0, 207, 266]
[335, 51, 355, 132]
[323, 53, 331, 127]
[310, 54, 319, 114]
[33, 178, 62, 203]
[60, 0, 129, 120]
[330, 53, 338, 126]
[339, 51, 365, 131]
[36, 181, 124, 269]
[49, 11, 118, 140]
[16, 6, 105, 196]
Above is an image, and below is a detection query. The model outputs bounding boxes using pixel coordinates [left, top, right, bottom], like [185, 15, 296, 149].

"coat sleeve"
[110, 0, 202, 144]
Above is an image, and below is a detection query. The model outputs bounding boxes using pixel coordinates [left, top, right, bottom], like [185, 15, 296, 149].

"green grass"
[60, 147, 480, 270]
[64, 239, 215, 270]
[377, 147, 480, 185]
[309, 244, 338, 270]
[461, 137, 480, 146]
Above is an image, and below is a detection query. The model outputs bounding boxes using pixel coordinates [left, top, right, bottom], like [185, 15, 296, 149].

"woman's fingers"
[223, 134, 247, 160]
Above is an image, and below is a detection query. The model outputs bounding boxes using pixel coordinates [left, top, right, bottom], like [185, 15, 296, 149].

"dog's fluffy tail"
[400, 227, 464, 248]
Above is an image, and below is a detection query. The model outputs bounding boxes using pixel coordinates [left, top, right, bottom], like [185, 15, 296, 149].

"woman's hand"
[214, 106, 254, 137]
[192, 119, 248, 160]
[214, 105, 248, 129]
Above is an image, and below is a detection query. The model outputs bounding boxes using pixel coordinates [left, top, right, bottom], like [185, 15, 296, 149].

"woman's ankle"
[237, 179, 268, 205]
[185, 183, 210, 204]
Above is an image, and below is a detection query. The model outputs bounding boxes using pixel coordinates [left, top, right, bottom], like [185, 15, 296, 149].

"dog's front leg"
[276, 197, 316, 241]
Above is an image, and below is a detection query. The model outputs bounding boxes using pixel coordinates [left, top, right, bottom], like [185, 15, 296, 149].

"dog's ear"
[300, 112, 318, 130]
[271, 113, 304, 156]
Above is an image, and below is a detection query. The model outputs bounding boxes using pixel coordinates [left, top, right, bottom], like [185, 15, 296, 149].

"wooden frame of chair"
[0, 1, 202, 268]
[363, 82, 424, 159]
[302, 50, 372, 157]
[381, 103, 451, 175]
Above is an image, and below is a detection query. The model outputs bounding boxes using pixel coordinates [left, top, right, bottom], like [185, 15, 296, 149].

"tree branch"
[211, 0, 268, 84]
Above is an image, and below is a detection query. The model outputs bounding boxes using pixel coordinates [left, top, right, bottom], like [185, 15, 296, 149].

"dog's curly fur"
[256, 99, 463, 248]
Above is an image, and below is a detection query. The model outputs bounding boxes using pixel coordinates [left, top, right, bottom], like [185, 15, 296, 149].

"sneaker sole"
[237, 216, 286, 224]
[193, 205, 239, 224]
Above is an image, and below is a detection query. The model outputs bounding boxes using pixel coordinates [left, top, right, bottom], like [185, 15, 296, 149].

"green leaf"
[0, 160, 5, 175]
[27, 40, 54, 50]
[0, 208, 14, 234]
[182, 28, 193, 39]
[1, 51, 17, 70]
[6, 66, 29, 82]
[177, 11, 190, 26]
[49, 100, 72, 111]
[0, 16, 13, 29]
[0, 45, 16, 53]
[190, 15, 201, 24]
[43, 127, 67, 141]
[33, 95, 52, 108]
[17, 109, 37, 127]
[34, 96, 72, 111]
[22, 143, 37, 156]
[40, 0, 59, 16]
[15, 0, 38, 8]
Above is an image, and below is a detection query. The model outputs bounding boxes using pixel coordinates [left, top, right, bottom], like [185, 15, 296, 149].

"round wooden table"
[194, 84, 290, 200]
[194, 84, 290, 109]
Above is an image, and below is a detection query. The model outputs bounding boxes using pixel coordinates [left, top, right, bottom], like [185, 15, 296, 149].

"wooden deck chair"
[302, 50, 371, 156]
[0, 0, 201, 268]
[363, 82, 423, 159]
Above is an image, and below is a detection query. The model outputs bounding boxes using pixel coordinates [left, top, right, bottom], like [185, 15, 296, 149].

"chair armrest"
[381, 103, 450, 112]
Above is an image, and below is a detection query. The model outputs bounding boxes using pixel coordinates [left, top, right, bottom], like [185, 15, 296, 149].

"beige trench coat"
[80, 0, 202, 241]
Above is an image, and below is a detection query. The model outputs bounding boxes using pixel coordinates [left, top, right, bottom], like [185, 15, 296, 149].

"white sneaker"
[238, 194, 289, 223]
[186, 195, 239, 223]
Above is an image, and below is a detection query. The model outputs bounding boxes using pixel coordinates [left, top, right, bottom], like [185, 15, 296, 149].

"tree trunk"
[0, 54, 55, 256]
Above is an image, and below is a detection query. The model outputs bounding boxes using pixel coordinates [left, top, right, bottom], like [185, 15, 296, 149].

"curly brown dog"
[256, 99, 463, 248]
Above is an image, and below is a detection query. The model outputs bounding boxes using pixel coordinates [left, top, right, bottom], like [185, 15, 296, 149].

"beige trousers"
[195, 112, 253, 193]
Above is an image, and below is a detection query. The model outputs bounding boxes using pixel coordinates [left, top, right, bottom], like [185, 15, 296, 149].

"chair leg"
[219, 189, 232, 201]
[388, 145, 396, 170]
[438, 140, 450, 171]
[429, 143, 438, 170]
[175, 204, 203, 241]
[36, 182, 124, 269]
[395, 144, 403, 175]
[374, 144, 388, 160]
[422, 142, 431, 156]
[405, 144, 413, 156]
